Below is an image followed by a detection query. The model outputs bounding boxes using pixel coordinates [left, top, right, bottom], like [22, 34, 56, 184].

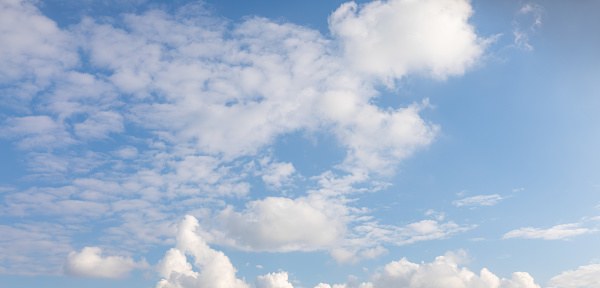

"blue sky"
[1, 0, 600, 287]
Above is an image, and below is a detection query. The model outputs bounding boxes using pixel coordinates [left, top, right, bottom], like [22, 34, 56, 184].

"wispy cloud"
[452, 194, 505, 208]
[503, 223, 596, 240]
[513, 3, 544, 51]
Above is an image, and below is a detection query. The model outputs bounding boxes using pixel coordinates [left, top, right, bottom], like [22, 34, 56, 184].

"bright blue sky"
[1, 0, 600, 287]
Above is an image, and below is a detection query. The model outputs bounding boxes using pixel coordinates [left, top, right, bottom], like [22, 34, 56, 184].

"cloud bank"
[157, 216, 541, 288]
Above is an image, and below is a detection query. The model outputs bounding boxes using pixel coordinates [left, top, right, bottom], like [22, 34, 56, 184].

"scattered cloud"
[0, 0, 489, 277]
[63, 247, 148, 279]
[513, 3, 543, 51]
[453, 194, 505, 208]
[503, 223, 596, 240]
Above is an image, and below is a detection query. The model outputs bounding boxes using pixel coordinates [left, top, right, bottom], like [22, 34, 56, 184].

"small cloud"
[453, 194, 504, 208]
[469, 237, 486, 242]
[424, 209, 445, 221]
[456, 190, 468, 197]
[256, 265, 263, 269]
[512, 187, 525, 193]
[503, 223, 596, 240]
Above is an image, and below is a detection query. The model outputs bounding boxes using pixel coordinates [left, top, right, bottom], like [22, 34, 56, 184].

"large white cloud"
[548, 263, 600, 288]
[329, 0, 486, 82]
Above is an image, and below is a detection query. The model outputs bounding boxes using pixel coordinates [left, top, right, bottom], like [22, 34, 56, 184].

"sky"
[1, 0, 600, 287]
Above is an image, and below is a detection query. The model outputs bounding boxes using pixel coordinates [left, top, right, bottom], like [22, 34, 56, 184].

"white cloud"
[503, 223, 595, 240]
[548, 263, 600, 288]
[256, 272, 295, 288]
[453, 194, 505, 208]
[159, 218, 541, 288]
[0, 0, 78, 103]
[63, 247, 148, 279]
[210, 196, 348, 252]
[0, 223, 74, 275]
[156, 215, 249, 288]
[359, 250, 540, 288]
[256, 158, 297, 190]
[74, 111, 125, 139]
[1, 116, 76, 149]
[0, 0, 490, 276]
[329, 0, 486, 82]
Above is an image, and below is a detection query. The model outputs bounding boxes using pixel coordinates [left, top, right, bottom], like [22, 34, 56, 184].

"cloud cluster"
[157, 216, 540, 288]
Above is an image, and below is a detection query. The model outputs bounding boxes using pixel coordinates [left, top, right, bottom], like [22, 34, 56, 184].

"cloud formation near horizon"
[158, 215, 541, 288]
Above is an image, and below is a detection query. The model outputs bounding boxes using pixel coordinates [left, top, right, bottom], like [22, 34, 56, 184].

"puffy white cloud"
[329, 0, 486, 81]
[63, 247, 148, 279]
[256, 272, 295, 288]
[157, 218, 544, 288]
[503, 223, 595, 240]
[257, 158, 297, 190]
[210, 196, 348, 252]
[453, 194, 505, 208]
[548, 263, 600, 288]
[156, 215, 249, 288]
[354, 250, 540, 288]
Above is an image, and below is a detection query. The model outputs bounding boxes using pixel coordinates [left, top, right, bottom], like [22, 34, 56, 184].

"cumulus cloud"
[63, 247, 148, 279]
[256, 272, 295, 288]
[453, 194, 505, 208]
[329, 0, 486, 81]
[255, 158, 297, 190]
[364, 250, 540, 288]
[209, 196, 348, 252]
[503, 223, 595, 240]
[156, 215, 249, 288]
[548, 263, 600, 288]
[159, 218, 541, 288]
